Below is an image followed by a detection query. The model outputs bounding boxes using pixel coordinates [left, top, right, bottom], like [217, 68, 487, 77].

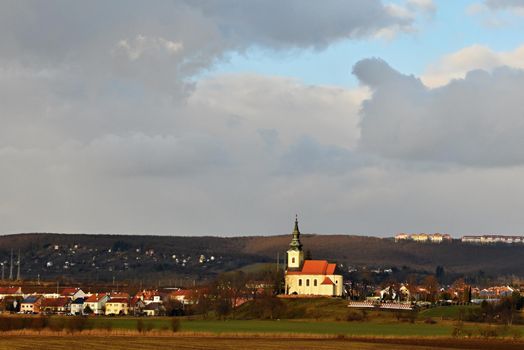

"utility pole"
[9, 249, 13, 280]
[276, 252, 280, 272]
[16, 249, 21, 281]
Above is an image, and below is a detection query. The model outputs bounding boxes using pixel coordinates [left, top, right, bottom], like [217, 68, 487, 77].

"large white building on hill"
[284, 217, 343, 297]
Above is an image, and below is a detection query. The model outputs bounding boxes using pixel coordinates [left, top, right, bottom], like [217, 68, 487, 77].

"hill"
[0, 233, 523, 283]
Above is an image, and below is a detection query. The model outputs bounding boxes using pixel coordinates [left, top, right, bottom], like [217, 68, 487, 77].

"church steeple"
[289, 215, 302, 251]
[287, 215, 304, 269]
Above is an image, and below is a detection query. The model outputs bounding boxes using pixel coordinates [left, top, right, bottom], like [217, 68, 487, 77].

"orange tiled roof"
[172, 289, 193, 297]
[321, 277, 334, 285]
[41, 297, 70, 307]
[287, 260, 337, 275]
[107, 298, 128, 304]
[60, 288, 79, 296]
[0, 287, 21, 294]
[111, 292, 130, 299]
[85, 293, 106, 303]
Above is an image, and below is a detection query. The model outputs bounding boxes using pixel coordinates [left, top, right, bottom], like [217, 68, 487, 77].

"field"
[32, 316, 523, 338]
[2, 316, 524, 349]
[180, 319, 456, 336]
[1, 335, 524, 350]
[419, 305, 479, 320]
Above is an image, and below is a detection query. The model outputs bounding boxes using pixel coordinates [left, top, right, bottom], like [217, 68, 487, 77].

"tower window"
[299, 279, 302, 286]
[292, 257, 295, 264]
[314, 279, 317, 286]
[306, 279, 310, 286]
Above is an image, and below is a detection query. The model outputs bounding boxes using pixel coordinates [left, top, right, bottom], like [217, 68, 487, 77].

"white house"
[70, 298, 85, 315]
[84, 293, 109, 315]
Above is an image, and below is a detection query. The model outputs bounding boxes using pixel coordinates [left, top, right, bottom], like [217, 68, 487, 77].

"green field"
[181, 319, 455, 336]
[419, 305, 479, 320]
[81, 317, 524, 338]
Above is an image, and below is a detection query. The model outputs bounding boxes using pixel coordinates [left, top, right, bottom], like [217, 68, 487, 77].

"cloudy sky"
[2, 0, 524, 237]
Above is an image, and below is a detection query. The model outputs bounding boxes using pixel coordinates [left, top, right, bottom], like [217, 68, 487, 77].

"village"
[0, 219, 521, 318]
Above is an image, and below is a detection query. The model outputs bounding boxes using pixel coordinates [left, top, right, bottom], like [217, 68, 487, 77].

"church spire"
[289, 215, 302, 251]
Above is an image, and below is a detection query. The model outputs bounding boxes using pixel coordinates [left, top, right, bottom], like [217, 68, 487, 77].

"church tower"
[287, 215, 304, 270]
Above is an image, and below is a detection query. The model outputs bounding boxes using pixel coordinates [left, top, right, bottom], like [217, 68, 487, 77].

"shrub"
[49, 317, 66, 332]
[511, 328, 522, 340]
[424, 317, 437, 324]
[170, 318, 180, 333]
[346, 310, 366, 322]
[136, 319, 144, 333]
[144, 321, 153, 332]
[478, 326, 500, 338]
[30, 316, 46, 331]
[66, 316, 87, 334]
[101, 320, 113, 332]
[0, 316, 11, 332]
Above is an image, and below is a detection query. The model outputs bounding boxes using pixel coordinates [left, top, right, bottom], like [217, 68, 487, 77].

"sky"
[2, 0, 524, 237]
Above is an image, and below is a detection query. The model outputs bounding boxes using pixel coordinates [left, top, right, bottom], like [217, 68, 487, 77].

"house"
[284, 217, 343, 297]
[143, 302, 165, 316]
[110, 292, 130, 299]
[379, 284, 410, 302]
[70, 298, 85, 315]
[41, 297, 70, 315]
[429, 233, 452, 243]
[479, 286, 516, 298]
[84, 293, 109, 315]
[60, 288, 87, 300]
[170, 289, 194, 305]
[20, 296, 42, 314]
[105, 298, 129, 315]
[135, 290, 164, 305]
[411, 233, 429, 242]
[0, 296, 23, 313]
[0, 287, 22, 299]
[129, 296, 146, 316]
[395, 233, 452, 243]
[394, 233, 409, 242]
[461, 235, 524, 244]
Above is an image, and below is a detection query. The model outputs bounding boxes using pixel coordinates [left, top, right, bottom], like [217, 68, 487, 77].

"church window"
[314, 279, 317, 286]
[298, 279, 302, 286]
[306, 279, 310, 286]
[292, 257, 295, 264]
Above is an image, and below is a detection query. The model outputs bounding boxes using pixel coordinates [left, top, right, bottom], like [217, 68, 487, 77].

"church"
[284, 217, 344, 297]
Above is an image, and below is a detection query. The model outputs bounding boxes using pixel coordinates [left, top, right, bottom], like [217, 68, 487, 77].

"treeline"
[0, 316, 90, 333]
[187, 268, 284, 319]
[0, 315, 180, 333]
[460, 293, 524, 325]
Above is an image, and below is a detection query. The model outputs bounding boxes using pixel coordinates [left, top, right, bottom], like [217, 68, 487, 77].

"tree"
[136, 319, 144, 333]
[423, 275, 439, 302]
[305, 250, 313, 260]
[164, 299, 183, 316]
[170, 318, 180, 332]
[435, 266, 445, 283]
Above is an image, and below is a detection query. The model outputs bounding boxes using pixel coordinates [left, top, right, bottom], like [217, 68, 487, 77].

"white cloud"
[115, 35, 183, 61]
[407, 0, 436, 15]
[355, 58, 524, 167]
[422, 44, 524, 87]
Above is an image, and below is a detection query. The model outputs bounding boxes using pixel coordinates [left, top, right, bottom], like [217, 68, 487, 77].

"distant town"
[395, 233, 524, 244]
